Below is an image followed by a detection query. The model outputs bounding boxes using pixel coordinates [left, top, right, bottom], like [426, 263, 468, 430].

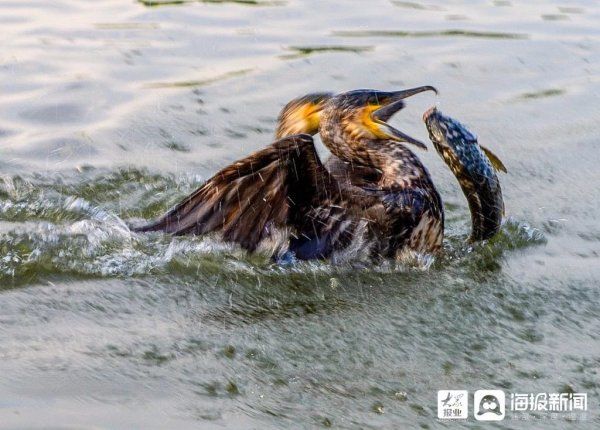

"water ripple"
[332, 29, 529, 40]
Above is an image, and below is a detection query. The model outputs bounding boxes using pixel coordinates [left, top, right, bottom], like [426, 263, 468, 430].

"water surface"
[1, 0, 599, 428]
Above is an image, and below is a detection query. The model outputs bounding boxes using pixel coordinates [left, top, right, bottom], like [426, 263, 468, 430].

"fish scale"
[424, 108, 505, 242]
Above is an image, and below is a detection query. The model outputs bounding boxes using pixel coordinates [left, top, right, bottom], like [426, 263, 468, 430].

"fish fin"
[481, 145, 507, 173]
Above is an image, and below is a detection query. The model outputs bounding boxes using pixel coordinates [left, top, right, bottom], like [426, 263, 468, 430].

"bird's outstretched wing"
[133, 134, 348, 254]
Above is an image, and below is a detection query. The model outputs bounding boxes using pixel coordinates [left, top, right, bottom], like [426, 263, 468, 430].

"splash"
[0, 171, 546, 287]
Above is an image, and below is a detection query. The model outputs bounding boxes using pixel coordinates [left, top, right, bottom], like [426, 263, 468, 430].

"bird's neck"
[321, 127, 429, 187]
[365, 140, 432, 187]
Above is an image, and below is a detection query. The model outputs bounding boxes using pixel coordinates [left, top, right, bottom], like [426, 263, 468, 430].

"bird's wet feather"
[134, 88, 444, 261]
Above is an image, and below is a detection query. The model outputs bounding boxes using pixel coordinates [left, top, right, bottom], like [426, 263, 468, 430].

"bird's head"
[275, 92, 333, 138]
[319, 86, 437, 157]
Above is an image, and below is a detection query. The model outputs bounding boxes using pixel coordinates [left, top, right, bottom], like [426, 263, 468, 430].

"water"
[1, 0, 599, 428]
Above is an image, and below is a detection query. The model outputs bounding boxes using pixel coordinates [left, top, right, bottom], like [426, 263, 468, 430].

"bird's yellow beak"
[366, 86, 438, 150]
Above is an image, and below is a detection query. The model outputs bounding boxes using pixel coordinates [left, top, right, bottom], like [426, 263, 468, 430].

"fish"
[423, 107, 506, 241]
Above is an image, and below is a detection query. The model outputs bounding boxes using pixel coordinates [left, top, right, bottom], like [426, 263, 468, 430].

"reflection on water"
[517, 88, 565, 99]
[541, 13, 570, 21]
[1, 0, 600, 428]
[94, 22, 162, 30]
[391, 1, 442, 11]
[332, 29, 529, 39]
[280, 45, 374, 59]
[145, 68, 253, 88]
[139, 0, 286, 6]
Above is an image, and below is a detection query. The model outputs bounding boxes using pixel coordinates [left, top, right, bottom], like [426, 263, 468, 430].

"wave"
[0, 170, 546, 287]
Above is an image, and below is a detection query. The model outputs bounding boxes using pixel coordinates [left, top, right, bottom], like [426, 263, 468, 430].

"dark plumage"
[133, 87, 444, 260]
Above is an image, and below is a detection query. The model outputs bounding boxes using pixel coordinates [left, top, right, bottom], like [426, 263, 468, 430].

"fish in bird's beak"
[370, 86, 438, 150]
[423, 106, 506, 241]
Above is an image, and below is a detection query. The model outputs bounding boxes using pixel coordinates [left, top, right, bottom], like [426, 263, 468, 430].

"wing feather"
[133, 134, 341, 253]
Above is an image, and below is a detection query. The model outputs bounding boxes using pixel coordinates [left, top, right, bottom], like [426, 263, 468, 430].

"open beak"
[372, 86, 438, 150]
